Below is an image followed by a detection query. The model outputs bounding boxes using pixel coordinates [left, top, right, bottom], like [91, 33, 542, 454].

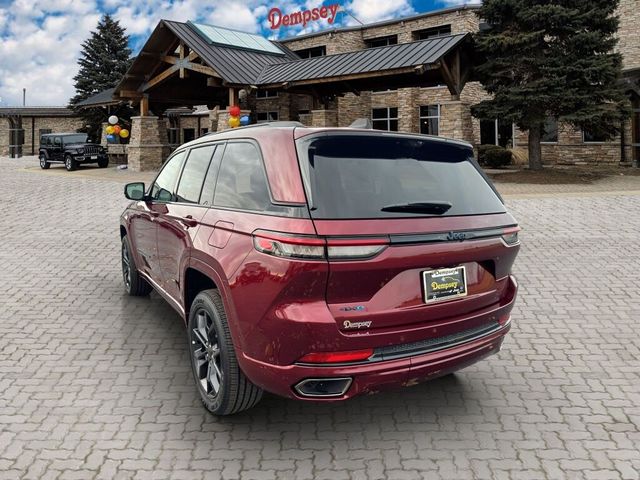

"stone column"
[217, 109, 251, 132]
[398, 88, 418, 133]
[439, 101, 474, 143]
[208, 107, 219, 133]
[311, 109, 338, 127]
[100, 122, 109, 148]
[0, 118, 10, 157]
[298, 113, 313, 126]
[127, 116, 170, 172]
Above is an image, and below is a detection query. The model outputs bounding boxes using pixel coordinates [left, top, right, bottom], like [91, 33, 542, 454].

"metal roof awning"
[257, 34, 468, 87]
[75, 88, 119, 108]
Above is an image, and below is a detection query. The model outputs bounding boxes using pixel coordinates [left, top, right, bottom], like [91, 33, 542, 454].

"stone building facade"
[0, 108, 84, 157]
[248, 1, 639, 166]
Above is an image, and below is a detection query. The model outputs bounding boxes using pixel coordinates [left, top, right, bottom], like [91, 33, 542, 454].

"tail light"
[501, 226, 521, 246]
[253, 230, 387, 261]
[298, 348, 374, 364]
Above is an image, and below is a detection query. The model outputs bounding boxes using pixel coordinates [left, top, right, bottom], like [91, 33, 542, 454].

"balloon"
[113, 125, 122, 134]
[228, 116, 240, 128]
[240, 115, 250, 126]
[108, 115, 118, 125]
[105, 125, 115, 134]
[229, 105, 241, 117]
[106, 134, 115, 141]
[119, 129, 129, 138]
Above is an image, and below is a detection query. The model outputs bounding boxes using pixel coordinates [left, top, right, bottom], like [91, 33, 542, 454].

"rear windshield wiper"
[380, 201, 452, 215]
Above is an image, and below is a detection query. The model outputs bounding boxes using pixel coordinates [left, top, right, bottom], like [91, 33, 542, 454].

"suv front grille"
[84, 145, 101, 154]
[370, 322, 502, 362]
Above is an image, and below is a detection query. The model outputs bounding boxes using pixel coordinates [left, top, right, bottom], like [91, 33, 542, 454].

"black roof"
[75, 88, 119, 108]
[257, 34, 467, 86]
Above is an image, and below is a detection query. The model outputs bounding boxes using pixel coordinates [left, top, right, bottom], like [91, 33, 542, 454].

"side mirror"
[124, 182, 146, 201]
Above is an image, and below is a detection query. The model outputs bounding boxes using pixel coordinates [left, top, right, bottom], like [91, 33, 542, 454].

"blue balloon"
[106, 134, 115, 142]
[240, 115, 250, 126]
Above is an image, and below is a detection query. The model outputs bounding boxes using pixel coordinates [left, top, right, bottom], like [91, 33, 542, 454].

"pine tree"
[471, 0, 629, 170]
[70, 15, 133, 141]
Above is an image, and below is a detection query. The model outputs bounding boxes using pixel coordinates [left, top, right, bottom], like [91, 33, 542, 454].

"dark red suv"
[120, 123, 520, 415]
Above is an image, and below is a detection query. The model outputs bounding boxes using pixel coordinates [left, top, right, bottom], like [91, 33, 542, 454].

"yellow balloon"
[228, 116, 240, 128]
[105, 125, 115, 135]
[119, 129, 129, 138]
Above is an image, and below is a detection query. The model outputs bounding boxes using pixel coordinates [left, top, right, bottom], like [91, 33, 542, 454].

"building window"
[365, 35, 398, 48]
[583, 128, 608, 143]
[372, 107, 398, 132]
[256, 90, 278, 99]
[183, 128, 195, 143]
[419, 105, 440, 135]
[413, 25, 452, 41]
[294, 46, 326, 58]
[200, 128, 209, 136]
[541, 117, 558, 143]
[257, 111, 279, 123]
[480, 119, 514, 148]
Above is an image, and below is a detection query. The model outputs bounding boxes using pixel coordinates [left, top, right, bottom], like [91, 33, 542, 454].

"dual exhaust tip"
[294, 377, 352, 398]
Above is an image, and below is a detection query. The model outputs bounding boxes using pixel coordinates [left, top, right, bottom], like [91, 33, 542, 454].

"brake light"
[253, 230, 388, 260]
[298, 348, 374, 364]
[253, 231, 325, 259]
[501, 226, 521, 245]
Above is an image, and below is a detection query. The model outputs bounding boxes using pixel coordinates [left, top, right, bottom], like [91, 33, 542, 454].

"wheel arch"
[184, 266, 219, 319]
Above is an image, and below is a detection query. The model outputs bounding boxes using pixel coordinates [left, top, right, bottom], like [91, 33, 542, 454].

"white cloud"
[344, 0, 414, 25]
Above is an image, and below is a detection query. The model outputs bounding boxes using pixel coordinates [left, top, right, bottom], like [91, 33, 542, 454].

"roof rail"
[205, 121, 304, 136]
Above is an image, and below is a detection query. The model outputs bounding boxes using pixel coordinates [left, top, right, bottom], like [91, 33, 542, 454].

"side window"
[199, 144, 224, 206]
[151, 151, 185, 202]
[175, 145, 216, 204]
[54, 137, 61, 146]
[213, 142, 271, 211]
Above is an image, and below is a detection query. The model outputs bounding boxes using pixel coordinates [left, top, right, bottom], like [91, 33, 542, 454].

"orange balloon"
[113, 125, 122, 134]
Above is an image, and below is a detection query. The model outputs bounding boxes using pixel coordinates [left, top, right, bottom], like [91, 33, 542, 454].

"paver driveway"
[1, 157, 639, 480]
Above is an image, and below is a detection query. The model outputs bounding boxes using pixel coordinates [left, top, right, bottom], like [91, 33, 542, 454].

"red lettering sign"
[268, 3, 340, 30]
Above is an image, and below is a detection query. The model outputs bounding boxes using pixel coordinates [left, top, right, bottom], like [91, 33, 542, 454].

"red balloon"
[229, 105, 241, 117]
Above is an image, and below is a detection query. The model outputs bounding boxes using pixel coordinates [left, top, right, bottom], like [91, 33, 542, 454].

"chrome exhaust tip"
[294, 377, 353, 398]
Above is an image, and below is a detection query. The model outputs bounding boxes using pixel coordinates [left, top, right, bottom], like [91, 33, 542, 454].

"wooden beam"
[184, 63, 220, 78]
[187, 50, 199, 62]
[160, 55, 221, 78]
[140, 94, 149, 116]
[439, 58, 460, 99]
[178, 43, 186, 79]
[118, 90, 143, 99]
[228, 88, 238, 107]
[141, 64, 179, 91]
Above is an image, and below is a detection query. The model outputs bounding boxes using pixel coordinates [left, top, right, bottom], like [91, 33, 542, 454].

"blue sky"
[0, 0, 479, 106]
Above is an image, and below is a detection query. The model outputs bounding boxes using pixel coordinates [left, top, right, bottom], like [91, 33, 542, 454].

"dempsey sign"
[268, 3, 340, 30]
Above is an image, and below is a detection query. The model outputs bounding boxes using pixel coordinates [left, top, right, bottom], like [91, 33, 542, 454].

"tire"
[39, 153, 50, 170]
[188, 289, 263, 415]
[64, 154, 77, 172]
[98, 158, 109, 168]
[121, 234, 152, 296]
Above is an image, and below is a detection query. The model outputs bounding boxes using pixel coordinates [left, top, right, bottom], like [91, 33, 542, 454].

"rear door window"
[176, 145, 216, 204]
[213, 142, 271, 211]
[296, 133, 506, 219]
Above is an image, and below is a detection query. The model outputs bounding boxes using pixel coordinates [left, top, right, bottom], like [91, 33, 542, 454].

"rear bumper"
[238, 286, 515, 401]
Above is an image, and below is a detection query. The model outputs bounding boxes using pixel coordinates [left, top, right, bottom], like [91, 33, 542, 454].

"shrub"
[478, 145, 513, 169]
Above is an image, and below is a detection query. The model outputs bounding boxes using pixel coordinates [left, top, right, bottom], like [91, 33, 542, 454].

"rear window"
[296, 133, 505, 219]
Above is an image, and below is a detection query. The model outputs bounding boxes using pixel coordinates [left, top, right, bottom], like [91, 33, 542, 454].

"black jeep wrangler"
[39, 133, 108, 171]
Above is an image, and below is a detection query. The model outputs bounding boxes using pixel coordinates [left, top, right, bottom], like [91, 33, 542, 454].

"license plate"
[422, 266, 467, 303]
[91, 155, 98, 160]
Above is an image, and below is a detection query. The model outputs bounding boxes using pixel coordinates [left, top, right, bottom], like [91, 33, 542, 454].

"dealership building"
[1, 2, 639, 170]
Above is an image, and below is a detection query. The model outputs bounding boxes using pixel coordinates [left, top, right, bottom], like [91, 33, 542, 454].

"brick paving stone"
[0, 156, 639, 479]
